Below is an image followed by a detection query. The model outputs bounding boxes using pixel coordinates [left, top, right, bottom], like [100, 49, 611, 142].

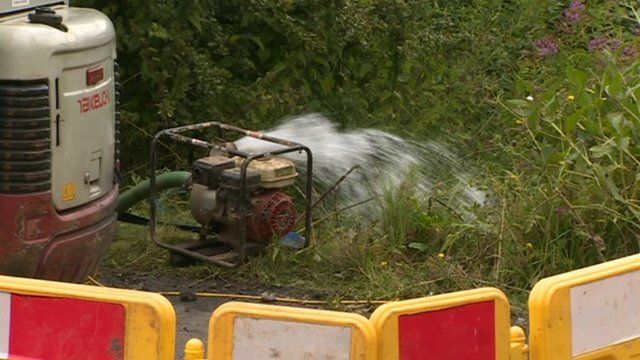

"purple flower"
[623, 46, 638, 59]
[564, 0, 586, 24]
[534, 37, 560, 57]
[609, 39, 622, 50]
[588, 36, 622, 52]
[588, 37, 608, 52]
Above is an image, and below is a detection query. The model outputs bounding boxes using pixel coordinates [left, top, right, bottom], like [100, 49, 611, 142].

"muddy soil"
[96, 266, 328, 356]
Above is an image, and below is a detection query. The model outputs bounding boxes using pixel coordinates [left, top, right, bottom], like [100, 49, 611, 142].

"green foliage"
[504, 58, 640, 269]
[493, 0, 640, 285]
[74, 0, 559, 172]
[94, 0, 640, 315]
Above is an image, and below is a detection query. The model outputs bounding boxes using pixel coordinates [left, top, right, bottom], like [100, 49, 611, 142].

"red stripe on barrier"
[9, 294, 125, 360]
[399, 300, 495, 360]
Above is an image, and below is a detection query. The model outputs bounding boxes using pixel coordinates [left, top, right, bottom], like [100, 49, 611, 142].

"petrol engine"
[189, 152, 298, 246]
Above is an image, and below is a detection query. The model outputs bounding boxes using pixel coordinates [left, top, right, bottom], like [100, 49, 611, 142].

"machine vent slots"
[0, 79, 52, 193]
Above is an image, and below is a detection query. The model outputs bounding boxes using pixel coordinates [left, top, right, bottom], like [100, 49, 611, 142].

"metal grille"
[0, 79, 51, 193]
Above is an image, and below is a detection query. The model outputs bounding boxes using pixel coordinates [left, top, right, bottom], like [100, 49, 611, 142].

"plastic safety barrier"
[529, 253, 640, 359]
[9, 253, 640, 359]
[0, 275, 176, 360]
[370, 287, 512, 360]
[207, 302, 377, 360]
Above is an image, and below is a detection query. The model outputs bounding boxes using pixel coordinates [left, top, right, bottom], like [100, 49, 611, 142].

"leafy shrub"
[85, 0, 640, 310]
[74, 0, 557, 173]
[505, 57, 640, 269]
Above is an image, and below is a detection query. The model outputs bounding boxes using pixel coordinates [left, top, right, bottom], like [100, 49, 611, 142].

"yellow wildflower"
[438, 253, 445, 259]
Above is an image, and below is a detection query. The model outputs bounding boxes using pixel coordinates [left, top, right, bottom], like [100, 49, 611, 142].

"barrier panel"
[529, 253, 640, 360]
[207, 302, 377, 360]
[12, 252, 640, 360]
[0, 275, 176, 360]
[370, 287, 511, 360]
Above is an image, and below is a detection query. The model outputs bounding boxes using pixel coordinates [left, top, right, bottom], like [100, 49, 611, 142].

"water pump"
[0, 1, 118, 282]
[150, 122, 313, 267]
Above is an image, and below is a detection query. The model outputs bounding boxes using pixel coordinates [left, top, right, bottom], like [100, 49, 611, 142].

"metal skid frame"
[149, 122, 313, 268]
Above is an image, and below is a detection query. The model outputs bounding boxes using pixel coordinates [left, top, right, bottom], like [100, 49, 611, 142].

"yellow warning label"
[62, 183, 76, 202]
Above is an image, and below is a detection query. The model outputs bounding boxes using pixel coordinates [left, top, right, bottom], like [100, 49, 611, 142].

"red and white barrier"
[232, 317, 353, 359]
[208, 302, 377, 359]
[570, 270, 640, 356]
[0, 292, 125, 360]
[398, 300, 496, 359]
[529, 254, 640, 359]
[372, 288, 511, 360]
[0, 293, 9, 360]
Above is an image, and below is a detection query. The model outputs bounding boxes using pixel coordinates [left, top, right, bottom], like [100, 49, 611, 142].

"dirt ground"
[96, 266, 326, 356]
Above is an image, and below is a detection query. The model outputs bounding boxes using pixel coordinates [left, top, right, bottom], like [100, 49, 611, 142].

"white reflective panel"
[0, 292, 10, 359]
[232, 316, 352, 360]
[571, 270, 640, 356]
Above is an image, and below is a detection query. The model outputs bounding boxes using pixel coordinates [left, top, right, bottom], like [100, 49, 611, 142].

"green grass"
[99, 0, 640, 322]
[106, 170, 531, 317]
[107, 55, 640, 324]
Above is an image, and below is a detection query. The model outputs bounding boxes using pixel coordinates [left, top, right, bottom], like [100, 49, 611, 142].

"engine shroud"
[246, 190, 297, 243]
[189, 153, 298, 245]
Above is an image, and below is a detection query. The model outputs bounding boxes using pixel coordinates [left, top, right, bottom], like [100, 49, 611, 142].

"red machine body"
[0, 190, 117, 282]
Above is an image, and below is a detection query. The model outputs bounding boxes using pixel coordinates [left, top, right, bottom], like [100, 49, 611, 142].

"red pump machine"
[0, 0, 118, 282]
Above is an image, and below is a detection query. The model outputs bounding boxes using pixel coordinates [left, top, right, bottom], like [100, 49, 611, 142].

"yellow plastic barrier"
[13, 253, 640, 360]
[370, 287, 511, 360]
[0, 275, 176, 360]
[183, 338, 205, 360]
[510, 326, 530, 360]
[207, 302, 377, 360]
[529, 253, 640, 359]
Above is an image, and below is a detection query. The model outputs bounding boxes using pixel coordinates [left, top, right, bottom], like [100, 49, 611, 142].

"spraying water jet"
[235, 114, 486, 218]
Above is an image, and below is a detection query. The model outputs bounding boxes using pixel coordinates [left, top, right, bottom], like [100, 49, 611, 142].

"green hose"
[117, 171, 191, 212]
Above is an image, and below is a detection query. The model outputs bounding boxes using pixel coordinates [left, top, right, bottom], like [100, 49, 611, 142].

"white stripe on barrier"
[570, 270, 640, 356]
[0, 292, 10, 359]
[232, 316, 352, 360]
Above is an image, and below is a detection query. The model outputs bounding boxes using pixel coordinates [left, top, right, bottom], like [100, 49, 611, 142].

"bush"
[504, 57, 640, 269]
[74, 0, 559, 173]
[85, 0, 640, 312]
